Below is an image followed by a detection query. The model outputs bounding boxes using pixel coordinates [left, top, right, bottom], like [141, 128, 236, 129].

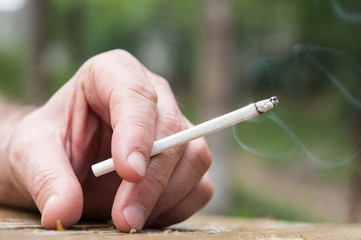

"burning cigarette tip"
[270, 96, 279, 106]
[254, 96, 279, 114]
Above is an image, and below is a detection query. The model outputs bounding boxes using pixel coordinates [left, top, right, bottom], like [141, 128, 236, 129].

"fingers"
[110, 73, 214, 232]
[146, 136, 212, 222]
[111, 74, 189, 232]
[8, 110, 83, 229]
[78, 50, 158, 182]
[111, 90, 213, 231]
[147, 173, 213, 228]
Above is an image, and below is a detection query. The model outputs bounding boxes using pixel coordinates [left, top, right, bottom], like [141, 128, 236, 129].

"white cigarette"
[92, 96, 279, 177]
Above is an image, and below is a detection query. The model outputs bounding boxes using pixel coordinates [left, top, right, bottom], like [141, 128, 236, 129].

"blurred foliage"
[0, 50, 26, 99]
[1, 0, 360, 101]
[45, 0, 201, 90]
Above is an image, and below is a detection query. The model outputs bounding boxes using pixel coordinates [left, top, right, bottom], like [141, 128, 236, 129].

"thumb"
[38, 157, 83, 229]
[9, 120, 83, 229]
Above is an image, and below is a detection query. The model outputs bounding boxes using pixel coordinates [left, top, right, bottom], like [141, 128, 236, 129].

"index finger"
[78, 50, 158, 182]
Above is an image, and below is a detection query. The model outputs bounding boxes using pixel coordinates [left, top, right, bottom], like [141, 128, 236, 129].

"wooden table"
[1, 206, 361, 240]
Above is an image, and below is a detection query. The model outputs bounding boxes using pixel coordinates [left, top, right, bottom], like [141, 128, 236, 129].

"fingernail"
[41, 195, 58, 226]
[122, 204, 147, 230]
[127, 151, 146, 176]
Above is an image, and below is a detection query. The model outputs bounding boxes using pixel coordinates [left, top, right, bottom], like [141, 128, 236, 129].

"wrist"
[0, 96, 36, 207]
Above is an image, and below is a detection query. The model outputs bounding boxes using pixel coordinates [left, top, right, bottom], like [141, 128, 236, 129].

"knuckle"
[92, 49, 136, 64]
[125, 78, 158, 106]
[155, 75, 172, 90]
[185, 140, 213, 175]
[85, 49, 140, 81]
[195, 141, 213, 171]
[199, 177, 214, 204]
[108, 49, 146, 73]
[161, 111, 185, 135]
[30, 169, 59, 207]
[144, 170, 168, 193]
[110, 49, 135, 60]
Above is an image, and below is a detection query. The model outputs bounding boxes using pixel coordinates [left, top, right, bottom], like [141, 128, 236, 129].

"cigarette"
[92, 96, 279, 177]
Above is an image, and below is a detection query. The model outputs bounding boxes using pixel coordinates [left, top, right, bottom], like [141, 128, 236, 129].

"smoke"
[331, 0, 361, 22]
[232, 113, 296, 160]
[293, 44, 361, 109]
[233, 113, 361, 169]
[313, 0, 361, 22]
[235, 44, 361, 168]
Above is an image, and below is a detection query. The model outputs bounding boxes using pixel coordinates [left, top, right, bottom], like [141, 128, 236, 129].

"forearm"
[0, 95, 36, 207]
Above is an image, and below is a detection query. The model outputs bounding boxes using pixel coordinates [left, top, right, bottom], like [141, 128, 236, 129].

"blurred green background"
[1, 0, 361, 223]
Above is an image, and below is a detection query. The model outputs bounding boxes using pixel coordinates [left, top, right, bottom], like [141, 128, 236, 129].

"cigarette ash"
[255, 96, 279, 114]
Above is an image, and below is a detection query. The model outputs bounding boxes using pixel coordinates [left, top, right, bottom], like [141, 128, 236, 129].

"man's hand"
[0, 50, 213, 232]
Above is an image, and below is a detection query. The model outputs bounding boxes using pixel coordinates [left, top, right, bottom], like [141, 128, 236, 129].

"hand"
[3, 50, 213, 232]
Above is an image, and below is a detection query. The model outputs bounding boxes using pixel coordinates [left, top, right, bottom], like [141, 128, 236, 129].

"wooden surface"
[1, 206, 361, 240]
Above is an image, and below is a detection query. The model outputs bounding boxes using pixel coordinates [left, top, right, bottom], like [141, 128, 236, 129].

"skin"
[0, 50, 213, 232]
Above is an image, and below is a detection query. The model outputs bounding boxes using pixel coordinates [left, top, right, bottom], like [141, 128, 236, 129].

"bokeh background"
[1, 0, 361, 223]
